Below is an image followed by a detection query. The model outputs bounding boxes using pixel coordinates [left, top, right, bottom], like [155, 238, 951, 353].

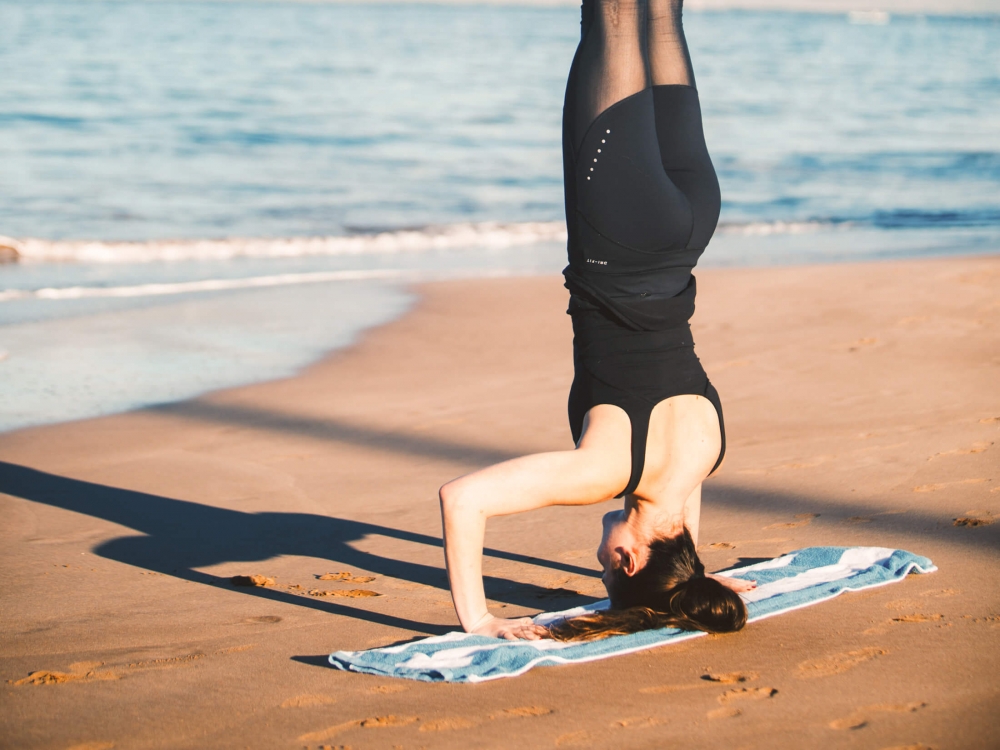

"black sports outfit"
[562, 0, 725, 497]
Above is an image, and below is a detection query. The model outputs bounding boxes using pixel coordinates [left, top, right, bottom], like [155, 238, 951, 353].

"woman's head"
[552, 522, 747, 641]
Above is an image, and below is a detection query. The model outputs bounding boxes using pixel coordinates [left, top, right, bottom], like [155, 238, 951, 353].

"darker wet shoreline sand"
[1, 254, 998, 749]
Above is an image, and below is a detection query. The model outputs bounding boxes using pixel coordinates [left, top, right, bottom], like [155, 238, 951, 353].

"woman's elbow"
[439, 478, 468, 515]
[439, 476, 484, 521]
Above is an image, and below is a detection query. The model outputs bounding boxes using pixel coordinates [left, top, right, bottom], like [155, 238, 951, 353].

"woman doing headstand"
[440, 0, 752, 641]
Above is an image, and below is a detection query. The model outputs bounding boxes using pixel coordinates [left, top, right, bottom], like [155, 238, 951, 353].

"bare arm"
[440, 417, 631, 639]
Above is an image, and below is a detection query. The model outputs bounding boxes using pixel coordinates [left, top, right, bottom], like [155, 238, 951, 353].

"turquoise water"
[2, 4, 997, 246]
[1, 2, 998, 431]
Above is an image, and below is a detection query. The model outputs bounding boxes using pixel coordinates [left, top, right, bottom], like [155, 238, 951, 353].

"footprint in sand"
[765, 513, 819, 530]
[369, 684, 408, 694]
[920, 588, 958, 598]
[912, 479, 989, 493]
[9, 659, 121, 686]
[700, 542, 736, 551]
[702, 671, 758, 684]
[866, 608, 946, 634]
[9, 645, 259, 688]
[962, 615, 1000, 625]
[231, 574, 275, 587]
[953, 510, 994, 527]
[244, 615, 282, 624]
[298, 715, 418, 743]
[892, 614, 944, 623]
[419, 717, 478, 732]
[610, 716, 665, 729]
[717, 687, 777, 704]
[705, 687, 776, 718]
[10, 670, 90, 686]
[797, 647, 887, 678]
[215, 644, 254, 655]
[316, 571, 376, 583]
[308, 589, 381, 598]
[489, 706, 553, 720]
[981, 417, 1000, 424]
[280, 694, 336, 709]
[828, 701, 926, 730]
[928, 441, 993, 460]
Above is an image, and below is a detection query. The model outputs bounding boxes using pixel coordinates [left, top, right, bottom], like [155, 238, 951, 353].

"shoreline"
[1, 253, 998, 748]
[4, 250, 997, 435]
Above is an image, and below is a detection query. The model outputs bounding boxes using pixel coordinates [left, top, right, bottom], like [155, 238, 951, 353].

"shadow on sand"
[0, 461, 602, 637]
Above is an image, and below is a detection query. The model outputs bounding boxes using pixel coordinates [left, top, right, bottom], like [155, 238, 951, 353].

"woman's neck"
[623, 494, 686, 541]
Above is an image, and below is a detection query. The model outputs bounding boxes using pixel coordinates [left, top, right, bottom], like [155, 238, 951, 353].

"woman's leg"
[647, 0, 695, 87]
[567, 0, 649, 153]
[648, 0, 721, 248]
[633, 2, 722, 536]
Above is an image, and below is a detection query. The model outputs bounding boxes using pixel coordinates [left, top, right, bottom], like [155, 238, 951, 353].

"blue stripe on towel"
[328, 546, 935, 683]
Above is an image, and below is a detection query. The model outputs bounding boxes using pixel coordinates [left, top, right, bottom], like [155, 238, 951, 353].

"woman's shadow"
[0, 461, 601, 636]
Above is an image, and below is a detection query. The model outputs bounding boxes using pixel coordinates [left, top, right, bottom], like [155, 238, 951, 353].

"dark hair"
[548, 526, 747, 641]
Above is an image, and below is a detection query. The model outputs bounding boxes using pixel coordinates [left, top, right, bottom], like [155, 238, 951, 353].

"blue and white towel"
[329, 546, 935, 683]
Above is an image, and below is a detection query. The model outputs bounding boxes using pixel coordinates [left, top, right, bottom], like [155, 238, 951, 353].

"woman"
[440, 0, 752, 641]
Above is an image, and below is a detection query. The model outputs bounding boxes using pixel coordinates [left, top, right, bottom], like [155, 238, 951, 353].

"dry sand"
[1, 254, 998, 749]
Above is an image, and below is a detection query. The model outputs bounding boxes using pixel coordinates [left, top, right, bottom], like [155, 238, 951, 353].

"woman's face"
[597, 509, 641, 594]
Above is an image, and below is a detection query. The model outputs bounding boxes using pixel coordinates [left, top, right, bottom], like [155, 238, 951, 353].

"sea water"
[1, 2, 998, 431]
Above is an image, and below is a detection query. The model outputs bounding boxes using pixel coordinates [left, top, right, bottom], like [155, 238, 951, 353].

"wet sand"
[1, 254, 998, 749]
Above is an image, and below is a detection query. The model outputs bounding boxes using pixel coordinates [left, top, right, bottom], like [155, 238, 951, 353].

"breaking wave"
[3, 209, 994, 265]
[0, 218, 859, 265]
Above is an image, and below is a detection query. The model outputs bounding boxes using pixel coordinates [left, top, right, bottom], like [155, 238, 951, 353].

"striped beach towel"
[329, 546, 935, 683]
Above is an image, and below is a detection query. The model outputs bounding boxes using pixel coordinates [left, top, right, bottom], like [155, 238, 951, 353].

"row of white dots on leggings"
[586, 129, 610, 181]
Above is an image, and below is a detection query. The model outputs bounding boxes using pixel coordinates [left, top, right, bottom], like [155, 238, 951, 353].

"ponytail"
[548, 528, 747, 642]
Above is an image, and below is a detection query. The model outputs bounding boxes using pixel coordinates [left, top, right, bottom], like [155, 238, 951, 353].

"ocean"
[1, 1, 998, 431]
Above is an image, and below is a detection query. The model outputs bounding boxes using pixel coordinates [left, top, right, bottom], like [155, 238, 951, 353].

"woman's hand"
[470, 613, 550, 641]
[708, 573, 757, 593]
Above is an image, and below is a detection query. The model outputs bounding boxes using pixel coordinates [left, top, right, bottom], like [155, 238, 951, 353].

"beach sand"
[1, 254, 998, 749]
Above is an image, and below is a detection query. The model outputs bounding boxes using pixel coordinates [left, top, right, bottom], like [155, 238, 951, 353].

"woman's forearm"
[439, 447, 623, 632]
[440, 489, 491, 631]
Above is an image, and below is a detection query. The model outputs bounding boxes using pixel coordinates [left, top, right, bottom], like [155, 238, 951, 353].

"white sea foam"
[716, 219, 848, 236]
[0, 269, 410, 302]
[0, 219, 851, 266]
[0, 222, 568, 264]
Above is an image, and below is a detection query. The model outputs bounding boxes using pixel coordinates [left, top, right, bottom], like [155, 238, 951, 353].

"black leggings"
[562, 1, 724, 497]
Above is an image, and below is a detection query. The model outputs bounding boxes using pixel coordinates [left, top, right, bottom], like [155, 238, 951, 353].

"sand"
[1, 254, 998, 749]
